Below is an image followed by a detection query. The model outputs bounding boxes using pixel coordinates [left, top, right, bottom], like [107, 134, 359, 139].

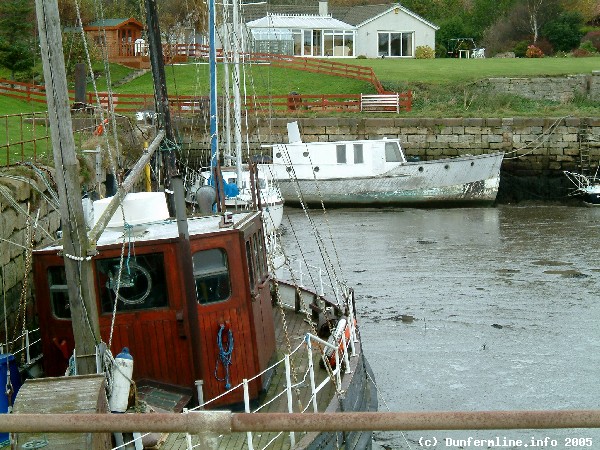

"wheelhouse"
[33, 211, 275, 407]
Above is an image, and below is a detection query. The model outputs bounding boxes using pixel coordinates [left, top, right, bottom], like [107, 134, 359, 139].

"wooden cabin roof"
[84, 17, 144, 31]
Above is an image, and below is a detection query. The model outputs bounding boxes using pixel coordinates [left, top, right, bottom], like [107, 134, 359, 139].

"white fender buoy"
[109, 347, 134, 413]
[325, 318, 347, 367]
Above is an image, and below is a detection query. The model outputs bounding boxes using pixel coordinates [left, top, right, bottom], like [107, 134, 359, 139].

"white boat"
[271, 122, 504, 207]
[564, 171, 600, 206]
[186, 165, 284, 233]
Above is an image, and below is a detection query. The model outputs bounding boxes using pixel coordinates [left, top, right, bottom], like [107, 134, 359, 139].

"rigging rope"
[214, 324, 234, 390]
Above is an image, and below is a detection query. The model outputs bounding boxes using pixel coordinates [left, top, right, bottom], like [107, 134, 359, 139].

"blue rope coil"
[215, 324, 234, 390]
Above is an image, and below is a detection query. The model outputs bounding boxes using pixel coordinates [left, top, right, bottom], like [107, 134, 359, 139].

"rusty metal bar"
[1, 411, 600, 434]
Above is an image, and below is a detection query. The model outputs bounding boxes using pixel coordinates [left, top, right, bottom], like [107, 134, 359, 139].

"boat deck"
[149, 305, 337, 450]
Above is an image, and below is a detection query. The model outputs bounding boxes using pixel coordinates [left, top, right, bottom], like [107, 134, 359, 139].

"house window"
[336, 144, 347, 163]
[303, 29, 312, 55]
[378, 31, 414, 57]
[385, 142, 403, 162]
[354, 144, 364, 163]
[193, 248, 231, 304]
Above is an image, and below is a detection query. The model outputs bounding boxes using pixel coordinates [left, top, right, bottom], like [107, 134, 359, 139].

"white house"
[242, 2, 438, 58]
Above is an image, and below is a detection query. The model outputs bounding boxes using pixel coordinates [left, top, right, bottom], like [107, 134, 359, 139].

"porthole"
[444, 164, 450, 170]
[418, 167, 424, 172]
[275, 152, 282, 158]
[314, 166, 320, 172]
[471, 161, 475, 166]
[303, 151, 309, 157]
[286, 166, 292, 172]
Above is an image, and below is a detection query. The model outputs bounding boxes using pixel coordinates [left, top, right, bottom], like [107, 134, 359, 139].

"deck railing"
[173, 320, 357, 450]
[0, 328, 42, 367]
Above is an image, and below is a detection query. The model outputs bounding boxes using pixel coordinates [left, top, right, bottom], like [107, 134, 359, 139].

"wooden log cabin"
[82, 18, 194, 69]
[83, 18, 149, 69]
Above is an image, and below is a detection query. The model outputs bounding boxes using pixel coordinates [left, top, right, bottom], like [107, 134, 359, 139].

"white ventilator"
[109, 347, 134, 413]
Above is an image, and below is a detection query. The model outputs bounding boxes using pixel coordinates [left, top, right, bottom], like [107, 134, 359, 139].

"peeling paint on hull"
[278, 152, 504, 207]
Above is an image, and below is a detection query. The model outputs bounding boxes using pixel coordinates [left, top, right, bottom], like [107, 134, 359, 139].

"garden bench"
[360, 93, 400, 113]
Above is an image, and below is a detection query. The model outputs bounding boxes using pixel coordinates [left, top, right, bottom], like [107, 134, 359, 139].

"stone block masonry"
[477, 71, 600, 103]
[0, 169, 61, 342]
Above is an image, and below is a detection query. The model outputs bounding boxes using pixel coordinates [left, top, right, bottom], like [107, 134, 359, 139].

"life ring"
[94, 118, 109, 136]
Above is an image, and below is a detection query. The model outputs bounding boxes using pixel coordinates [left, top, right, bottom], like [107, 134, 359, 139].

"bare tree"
[523, 0, 561, 43]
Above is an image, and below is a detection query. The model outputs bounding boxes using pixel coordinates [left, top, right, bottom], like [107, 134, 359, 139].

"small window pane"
[378, 33, 388, 57]
[193, 249, 231, 304]
[402, 33, 413, 57]
[246, 240, 255, 288]
[390, 33, 401, 56]
[336, 144, 347, 163]
[48, 266, 70, 319]
[385, 142, 402, 162]
[97, 253, 168, 313]
[353, 144, 363, 164]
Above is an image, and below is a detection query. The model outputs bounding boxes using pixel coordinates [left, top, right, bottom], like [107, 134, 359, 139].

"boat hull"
[582, 186, 600, 206]
[278, 153, 503, 207]
[300, 353, 377, 450]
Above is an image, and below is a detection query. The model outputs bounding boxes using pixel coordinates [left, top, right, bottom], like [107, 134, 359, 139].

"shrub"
[581, 30, 600, 52]
[435, 43, 448, 58]
[514, 41, 529, 57]
[526, 45, 544, 58]
[572, 48, 591, 57]
[415, 45, 435, 59]
[541, 12, 584, 53]
[356, 54, 367, 59]
[579, 41, 597, 54]
[535, 38, 554, 56]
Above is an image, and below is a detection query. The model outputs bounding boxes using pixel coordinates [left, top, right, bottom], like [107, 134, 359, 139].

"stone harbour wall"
[476, 71, 600, 103]
[0, 170, 61, 339]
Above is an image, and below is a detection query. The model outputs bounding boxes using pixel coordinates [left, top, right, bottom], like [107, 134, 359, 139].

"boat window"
[193, 248, 231, 304]
[246, 240, 255, 288]
[252, 237, 261, 284]
[97, 253, 168, 313]
[336, 144, 347, 163]
[47, 266, 70, 319]
[257, 178, 266, 189]
[257, 232, 267, 278]
[385, 142, 402, 162]
[353, 144, 364, 164]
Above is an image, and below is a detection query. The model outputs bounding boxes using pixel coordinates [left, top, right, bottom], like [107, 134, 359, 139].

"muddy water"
[280, 204, 600, 450]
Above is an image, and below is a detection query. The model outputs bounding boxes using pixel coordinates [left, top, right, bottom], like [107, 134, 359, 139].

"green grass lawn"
[348, 57, 600, 88]
[115, 62, 374, 96]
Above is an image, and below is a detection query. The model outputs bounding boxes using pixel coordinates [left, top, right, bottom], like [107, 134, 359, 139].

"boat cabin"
[272, 137, 407, 180]
[32, 204, 275, 408]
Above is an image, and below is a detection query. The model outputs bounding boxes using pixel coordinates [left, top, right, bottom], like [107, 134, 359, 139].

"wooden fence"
[0, 79, 411, 115]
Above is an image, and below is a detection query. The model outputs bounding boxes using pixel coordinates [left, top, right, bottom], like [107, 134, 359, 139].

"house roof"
[240, 3, 438, 30]
[84, 18, 143, 30]
[247, 13, 355, 30]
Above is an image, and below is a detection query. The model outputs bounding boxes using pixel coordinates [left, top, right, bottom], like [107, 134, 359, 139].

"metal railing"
[176, 321, 357, 450]
[0, 328, 42, 367]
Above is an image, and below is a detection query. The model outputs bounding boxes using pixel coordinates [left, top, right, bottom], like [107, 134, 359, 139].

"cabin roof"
[84, 17, 144, 30]
[36, 212, 255, 253]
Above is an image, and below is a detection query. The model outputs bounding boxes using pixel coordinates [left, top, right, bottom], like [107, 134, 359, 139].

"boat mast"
[34, 0, 101, 375]
[209, 0, 219, 170]
[145, 0, 178, 215]
[144, 0, 205, 384]
[232, 0, 244, 188]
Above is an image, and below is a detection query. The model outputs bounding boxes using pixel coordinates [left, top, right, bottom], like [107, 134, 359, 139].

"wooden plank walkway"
[157, 305, 338, 450]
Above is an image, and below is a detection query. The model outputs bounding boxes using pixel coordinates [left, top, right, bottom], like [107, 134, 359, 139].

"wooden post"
[35, 0, 101, 375]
